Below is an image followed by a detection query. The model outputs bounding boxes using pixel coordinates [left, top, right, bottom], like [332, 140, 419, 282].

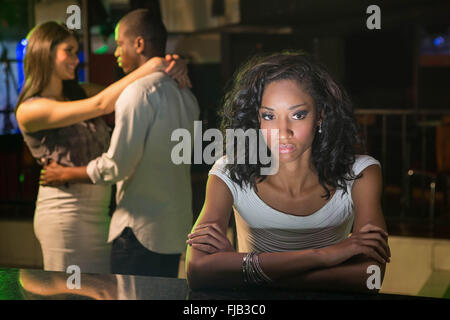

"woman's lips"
[67, 64, 76, 72]
[279, 143, 296, 154]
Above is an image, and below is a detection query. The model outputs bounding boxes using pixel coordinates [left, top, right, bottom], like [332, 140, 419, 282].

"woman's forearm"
[187, 248, 323, 290]
[94, 57, 165, 112]
[63, 166, 90, 184]
[187, 251, 245, 289]
[273, 256, 386, 293]
[17, 58, 166, 133]
[187, 247, 385, 293]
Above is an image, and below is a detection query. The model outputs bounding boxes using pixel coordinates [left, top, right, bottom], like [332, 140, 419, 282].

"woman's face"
[259, 79, 319, 164]
[52, 36, 79, 80]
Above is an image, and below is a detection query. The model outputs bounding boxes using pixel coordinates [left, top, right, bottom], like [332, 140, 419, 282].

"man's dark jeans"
[111, 227, 181, 277]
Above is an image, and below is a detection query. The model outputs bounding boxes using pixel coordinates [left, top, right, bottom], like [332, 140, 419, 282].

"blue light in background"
[77, 50, 85, 82]
[16, 38, 27, 93]
[433, 36, 444, 47]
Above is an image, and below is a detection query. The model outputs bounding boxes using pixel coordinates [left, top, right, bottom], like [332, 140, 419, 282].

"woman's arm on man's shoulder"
[16, 57, 171, 133]
[80, 83, 115, 127]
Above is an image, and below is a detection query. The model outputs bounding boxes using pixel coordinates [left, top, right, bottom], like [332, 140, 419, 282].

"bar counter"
[0, 267, 442, 300]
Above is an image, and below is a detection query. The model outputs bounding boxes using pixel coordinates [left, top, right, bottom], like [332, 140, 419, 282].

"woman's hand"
[164, 54, 192, 89]
[318, 223, 391, 267]
[40, 160, 67, 186]
[187, 223, 234, 254]
[128, 54, 192, 92]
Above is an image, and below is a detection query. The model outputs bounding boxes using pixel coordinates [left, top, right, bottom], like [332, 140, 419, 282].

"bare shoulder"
[352, 164, 382, 195]
[204, 174, 234, 213]
[18, 96, 44, 108]
[351, 164, 386, 231]
[15, 98, 47, 132]
[195, 174, 234, 233]
[206, 174, 233, 201]
[16, 97, 47, 118]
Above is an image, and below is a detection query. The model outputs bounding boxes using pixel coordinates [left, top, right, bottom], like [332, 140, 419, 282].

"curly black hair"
[221, 51, 365, 199]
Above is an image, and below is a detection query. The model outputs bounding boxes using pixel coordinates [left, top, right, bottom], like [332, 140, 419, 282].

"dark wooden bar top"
[0, 267, 443, 300]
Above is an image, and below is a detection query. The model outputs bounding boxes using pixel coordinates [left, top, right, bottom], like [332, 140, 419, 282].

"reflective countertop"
[0, 267, 437, 300]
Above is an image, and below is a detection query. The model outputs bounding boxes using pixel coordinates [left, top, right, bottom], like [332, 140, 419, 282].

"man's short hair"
[120, 8, 167, 57]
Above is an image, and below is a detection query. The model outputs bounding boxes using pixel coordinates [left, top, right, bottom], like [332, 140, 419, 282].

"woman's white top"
[209, 155, 380, 253]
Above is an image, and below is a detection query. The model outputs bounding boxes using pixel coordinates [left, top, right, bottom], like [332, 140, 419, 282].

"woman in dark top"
[15, 21, 187, 273]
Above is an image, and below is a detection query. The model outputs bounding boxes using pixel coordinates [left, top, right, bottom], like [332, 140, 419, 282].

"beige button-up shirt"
[87, 72, 200, 254]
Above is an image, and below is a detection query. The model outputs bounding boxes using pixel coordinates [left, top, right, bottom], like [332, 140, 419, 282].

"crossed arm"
[186, 164, 390, 293]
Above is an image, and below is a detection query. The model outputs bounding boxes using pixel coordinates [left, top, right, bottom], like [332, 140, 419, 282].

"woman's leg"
[34, 184, 112, 274]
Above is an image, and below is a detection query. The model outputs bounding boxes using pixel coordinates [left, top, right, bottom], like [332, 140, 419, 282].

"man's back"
[87, 71, 200, 254]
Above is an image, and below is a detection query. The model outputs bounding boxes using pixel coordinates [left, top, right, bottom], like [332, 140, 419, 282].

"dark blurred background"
[0, 1, 449, 295]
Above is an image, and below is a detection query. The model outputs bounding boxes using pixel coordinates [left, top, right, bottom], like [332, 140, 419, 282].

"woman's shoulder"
[209, 156, 244, 201]
[352, 154, 381, 176]
[209, 156, 235, 181]
[21, 95, 60, 107]
[21, 95, 43, 105]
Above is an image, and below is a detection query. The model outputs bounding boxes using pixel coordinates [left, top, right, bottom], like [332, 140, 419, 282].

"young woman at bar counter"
[186, 52, 391, 292]
[15, 21, 188, 274]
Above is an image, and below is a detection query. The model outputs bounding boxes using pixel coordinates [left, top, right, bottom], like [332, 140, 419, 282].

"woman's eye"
[65, 48, 78, 55]
[261, 112, 274, 120]
[293, 111, 308, 120]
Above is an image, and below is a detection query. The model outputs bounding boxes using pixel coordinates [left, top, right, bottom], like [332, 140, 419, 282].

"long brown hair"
[15, 21, 82, 111]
